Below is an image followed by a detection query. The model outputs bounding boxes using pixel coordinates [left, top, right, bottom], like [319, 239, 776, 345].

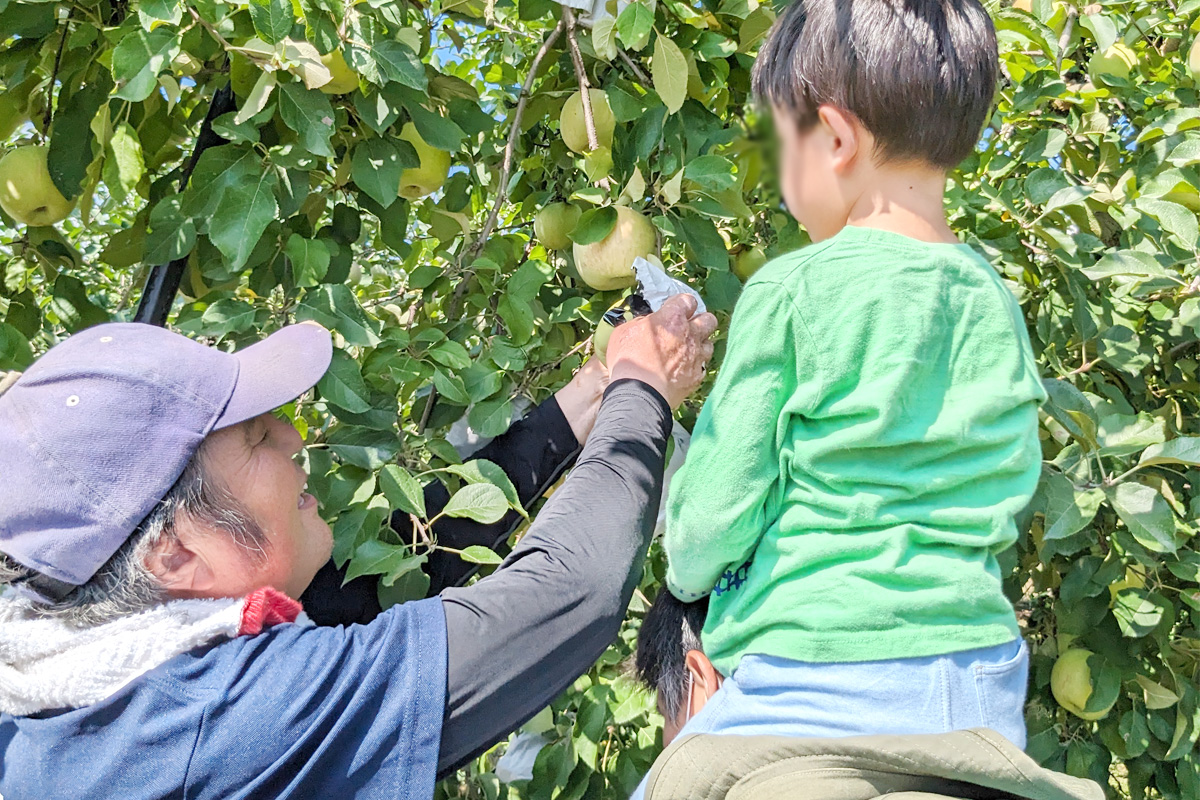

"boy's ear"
[816, 105, 865, 174]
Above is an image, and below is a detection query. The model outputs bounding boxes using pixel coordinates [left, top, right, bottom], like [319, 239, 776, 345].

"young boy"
[662, 0, 1047, 750]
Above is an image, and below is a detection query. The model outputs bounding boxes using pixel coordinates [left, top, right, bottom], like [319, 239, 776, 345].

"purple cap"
[0, 322, 332, 593]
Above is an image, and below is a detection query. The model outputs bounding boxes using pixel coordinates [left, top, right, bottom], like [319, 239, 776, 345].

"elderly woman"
[0, 294, 715, 800]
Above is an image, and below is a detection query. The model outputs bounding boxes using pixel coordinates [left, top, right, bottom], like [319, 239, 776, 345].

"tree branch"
[464, 18, 564, 264]
[618, 48, 650, 86]
[419, 21, 565, 434]
[44, 11, 72, 133]
[562, 6, 599, 152]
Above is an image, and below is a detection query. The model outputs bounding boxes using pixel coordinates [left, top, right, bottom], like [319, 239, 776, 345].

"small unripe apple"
[0, 145, 76, 226]
[559, 89, 615, 154]
[1189, 36, 1200, 84]
[534, 202, 581, 250]
[573, 206, 657, 291]
[594, 294, 652, 364]
[733, 246, 767, 282]
[1088, 42, 1137, 84]
[320, 49, 359, 95]
[398, 122, 451, 199]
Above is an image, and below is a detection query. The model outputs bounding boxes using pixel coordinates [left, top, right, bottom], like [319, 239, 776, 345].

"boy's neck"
[840, 163, 958, 245]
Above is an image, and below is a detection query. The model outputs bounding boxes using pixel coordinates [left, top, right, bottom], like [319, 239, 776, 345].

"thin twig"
[188, 7, 233, 50]
[44, 11, 72, 132]
[464, 19, 564, 264]
[562, 6, 599, 152]
[618, 48, 650, 85]
[416, 22, 567, 435]
[1056, 9, 1077, 68]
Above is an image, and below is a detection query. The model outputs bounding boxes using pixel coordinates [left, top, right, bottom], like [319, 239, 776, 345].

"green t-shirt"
[664, 225, 1047, 676]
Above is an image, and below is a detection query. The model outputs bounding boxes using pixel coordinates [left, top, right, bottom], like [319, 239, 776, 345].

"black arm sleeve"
[436, 379, 672, 777]
[300, 397, 582, 626]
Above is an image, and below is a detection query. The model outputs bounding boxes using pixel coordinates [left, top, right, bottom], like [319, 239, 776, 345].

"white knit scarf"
[0, 589, 305, 716]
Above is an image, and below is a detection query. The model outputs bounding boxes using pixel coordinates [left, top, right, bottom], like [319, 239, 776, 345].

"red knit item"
[238, 587, 303, 635]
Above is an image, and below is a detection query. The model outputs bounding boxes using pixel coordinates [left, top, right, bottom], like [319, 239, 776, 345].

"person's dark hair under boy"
[634, 592, 721, 746]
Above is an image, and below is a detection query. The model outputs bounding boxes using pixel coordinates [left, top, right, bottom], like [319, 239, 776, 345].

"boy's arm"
[664, 280, 822, 599]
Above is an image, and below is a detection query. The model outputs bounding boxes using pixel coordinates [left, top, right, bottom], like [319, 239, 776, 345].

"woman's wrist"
[554, 359, 608, 445]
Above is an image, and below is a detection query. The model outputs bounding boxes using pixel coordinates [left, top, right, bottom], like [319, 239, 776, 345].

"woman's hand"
[554, 356, 610, 445]
[607, 294, 717, 409]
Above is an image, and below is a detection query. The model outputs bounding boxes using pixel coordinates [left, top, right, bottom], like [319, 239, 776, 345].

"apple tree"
[2, 0, 1200, 797]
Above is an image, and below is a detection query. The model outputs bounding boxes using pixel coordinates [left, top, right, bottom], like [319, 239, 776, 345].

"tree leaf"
[234, 70, 277, 125]
[446, 459, 523, 516]
[145, 198, 195, 264]
[50, 275, 109, 332]
[569, 206, 618, 245]
[468, 396, 514, 439]
[373, 40, 427, 90]
[102, 121, 144, 205]
[1081, 251, 1172, 282]
[652, 36, 688, 114]
[295, 284, 381, 346]
[208, 168, 279, 270]
[1136, 675, 1181, 710]
[278, 83, 336, 158]
[443, 483, 509, 523]
[317, 349, 372, 413]
[458, 545, 503, 564]
[345, 538, 421, 583]
[47, 78, 109, 199]
[684, 154, 738, 192]
[249, 0, 295, 44]
[380, 464, 427, 517]
[351, 138, 409, 209]
[617, 3, 653, 51]
[286, 234, 330, 287]
[592, 16, 618, 60]
[112, 28, 179, 102]
[1109, 482, 1177, 554]
[1139, 437, 1200, 469]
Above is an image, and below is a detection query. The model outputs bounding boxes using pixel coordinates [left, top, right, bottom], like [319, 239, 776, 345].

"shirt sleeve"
[437, 379, 672, 776]
[663, 280, 823, 600]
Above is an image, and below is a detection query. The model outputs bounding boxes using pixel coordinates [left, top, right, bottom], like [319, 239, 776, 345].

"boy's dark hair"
[634, 591, 709, 721]
[751, 0, 998, 169]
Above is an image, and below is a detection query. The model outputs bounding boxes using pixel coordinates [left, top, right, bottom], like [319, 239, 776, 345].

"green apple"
[559, 89, 615, 154]
[1050, 649, 1114, 721]
[1189, 36, 1200, 84]
[534, 202, 581, 250]
[573, 206, 657, 291]
[0, 145, 76, 226]
[320, 49, 359, 95]
[398, 122, 451, 199]
[1088, 42, 1137, 84]
[733, 246, 767, 282]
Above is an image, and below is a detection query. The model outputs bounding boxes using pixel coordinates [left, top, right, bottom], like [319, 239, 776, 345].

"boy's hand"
[607, 294, 716, 409]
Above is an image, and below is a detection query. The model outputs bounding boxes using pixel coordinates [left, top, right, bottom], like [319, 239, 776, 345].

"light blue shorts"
[630, 639, 1028, 800]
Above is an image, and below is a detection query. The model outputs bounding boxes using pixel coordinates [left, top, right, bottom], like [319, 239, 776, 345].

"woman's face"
[185, 413, 332, 599]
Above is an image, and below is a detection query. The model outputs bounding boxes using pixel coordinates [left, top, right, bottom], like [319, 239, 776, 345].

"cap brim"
[213, 322, 333, 430]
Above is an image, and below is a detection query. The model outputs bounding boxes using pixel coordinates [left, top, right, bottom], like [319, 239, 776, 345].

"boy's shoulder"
[745, 229, 903, 294]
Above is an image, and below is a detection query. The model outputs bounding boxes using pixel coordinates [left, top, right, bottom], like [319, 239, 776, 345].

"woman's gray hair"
[0, 440, 269, 627]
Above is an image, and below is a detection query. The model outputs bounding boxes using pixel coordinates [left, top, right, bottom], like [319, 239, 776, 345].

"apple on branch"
[0, 145, 76, 226]
[398, 122, 451, 199]
[559, 89, 614, 154]
[534, 202, 581, 251]
[573, 206, 657, 291]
